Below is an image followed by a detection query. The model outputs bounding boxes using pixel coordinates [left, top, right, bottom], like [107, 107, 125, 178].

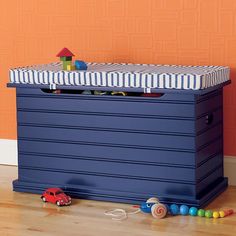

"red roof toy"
[41, 187, 71, 206]
[56, 47, 75, 57]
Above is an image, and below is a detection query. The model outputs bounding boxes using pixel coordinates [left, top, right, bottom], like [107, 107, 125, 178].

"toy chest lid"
[8, 62, 231, 94]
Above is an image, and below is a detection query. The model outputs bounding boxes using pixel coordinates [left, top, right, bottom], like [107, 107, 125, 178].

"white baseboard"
[224, 156, 236, 186]
[0, 139, 18, 165]
[0, 139, 235, 185]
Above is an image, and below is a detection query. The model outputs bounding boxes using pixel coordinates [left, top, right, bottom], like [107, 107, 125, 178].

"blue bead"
[179, 205, 189, 215]
[165, 204, 170, 213]
[170, 204, 179, 215]
[189, 207, 198, 216]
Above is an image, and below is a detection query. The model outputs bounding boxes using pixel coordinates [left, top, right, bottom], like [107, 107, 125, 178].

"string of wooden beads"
[169, 204, 234, 219]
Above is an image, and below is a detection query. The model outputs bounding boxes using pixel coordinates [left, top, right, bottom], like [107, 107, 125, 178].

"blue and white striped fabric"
[9, 62, 230, 91]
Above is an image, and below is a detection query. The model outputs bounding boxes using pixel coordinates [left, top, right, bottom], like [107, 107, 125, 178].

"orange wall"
[0, 0, 236, 155]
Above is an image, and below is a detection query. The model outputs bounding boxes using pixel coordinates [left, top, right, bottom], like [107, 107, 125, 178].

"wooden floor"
[0, 165, 236, 236]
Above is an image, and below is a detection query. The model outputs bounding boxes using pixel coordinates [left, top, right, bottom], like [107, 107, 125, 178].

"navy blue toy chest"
[8, 62, 230, 207]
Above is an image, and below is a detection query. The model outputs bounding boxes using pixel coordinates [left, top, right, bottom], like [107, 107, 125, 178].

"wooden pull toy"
[105, 197, 234, 221]
[140, 197, 167, 219]
[105, 197, 168, 220]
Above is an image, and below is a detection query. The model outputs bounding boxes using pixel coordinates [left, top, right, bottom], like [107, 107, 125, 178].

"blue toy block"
[75, 60, 87, 70]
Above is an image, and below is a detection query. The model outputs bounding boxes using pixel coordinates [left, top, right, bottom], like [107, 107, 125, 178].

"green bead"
[205, 210, 213, 218]
[197, 209, 205, 217]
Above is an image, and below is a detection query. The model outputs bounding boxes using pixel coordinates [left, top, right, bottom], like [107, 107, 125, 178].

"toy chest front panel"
[14, 87, 226, 206]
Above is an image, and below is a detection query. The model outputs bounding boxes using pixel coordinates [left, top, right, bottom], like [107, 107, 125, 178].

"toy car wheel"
[56, 201, 61, 207]
[42, 197, 47, 202]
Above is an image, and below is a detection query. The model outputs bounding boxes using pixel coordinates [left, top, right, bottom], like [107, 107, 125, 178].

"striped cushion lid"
[9, 62, 230, 91]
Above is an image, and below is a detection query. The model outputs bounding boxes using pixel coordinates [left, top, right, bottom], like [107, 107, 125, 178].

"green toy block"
[60, 56, 72, 61]
[62, 61, 72, 70]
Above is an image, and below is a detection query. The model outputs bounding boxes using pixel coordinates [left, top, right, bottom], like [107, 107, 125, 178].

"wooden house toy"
[56, 47, 75, 70]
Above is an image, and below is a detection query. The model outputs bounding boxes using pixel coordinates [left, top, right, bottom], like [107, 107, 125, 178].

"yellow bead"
[219, 211, 225, 218]
[213, 211, 219, 219]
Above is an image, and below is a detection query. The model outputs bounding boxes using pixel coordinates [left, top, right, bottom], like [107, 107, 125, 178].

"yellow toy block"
[66, 64, 75, 71]
[67, 65, 72, 71]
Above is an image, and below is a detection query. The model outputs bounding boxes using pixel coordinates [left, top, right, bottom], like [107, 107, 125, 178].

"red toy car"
[41, 188, 71, 206]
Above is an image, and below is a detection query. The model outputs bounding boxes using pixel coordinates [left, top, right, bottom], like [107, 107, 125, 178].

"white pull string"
[104, 208, 141, 221]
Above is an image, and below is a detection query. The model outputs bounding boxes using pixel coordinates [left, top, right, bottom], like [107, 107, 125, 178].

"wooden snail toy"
[139, 197, 167, 219]
[104, 197, 168, 220]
